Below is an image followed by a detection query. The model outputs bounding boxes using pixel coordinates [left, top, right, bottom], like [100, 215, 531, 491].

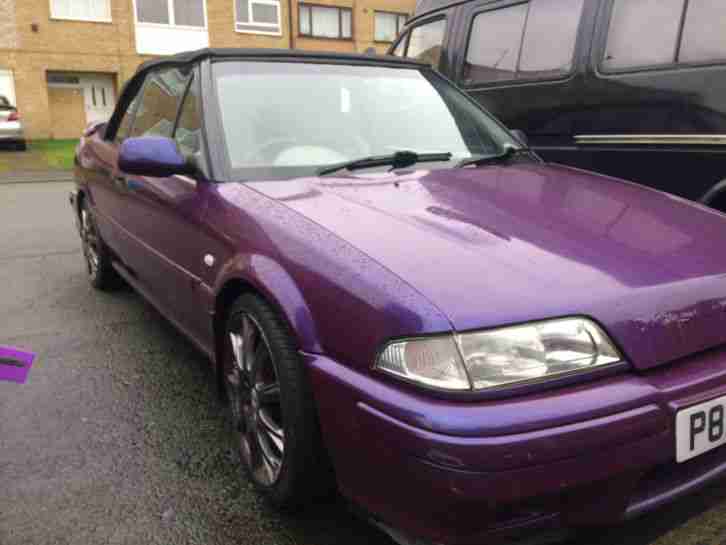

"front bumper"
[306, 345, 726, 544]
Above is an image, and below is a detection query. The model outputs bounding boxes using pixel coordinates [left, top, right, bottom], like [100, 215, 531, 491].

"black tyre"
[222, 294, 334, 509]
[79, 199, 123, 290]
[15, 141, 27, 151]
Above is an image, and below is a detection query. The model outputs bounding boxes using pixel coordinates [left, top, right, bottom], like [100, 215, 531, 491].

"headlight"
[376, 317, 622, 391]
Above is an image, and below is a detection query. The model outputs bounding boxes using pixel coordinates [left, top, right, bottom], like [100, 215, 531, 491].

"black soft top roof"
[136, 47, 426, 75]
[106, 48, 427, 139]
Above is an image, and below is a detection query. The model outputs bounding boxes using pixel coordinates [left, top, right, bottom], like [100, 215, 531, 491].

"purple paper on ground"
[0, 345, 36, 384]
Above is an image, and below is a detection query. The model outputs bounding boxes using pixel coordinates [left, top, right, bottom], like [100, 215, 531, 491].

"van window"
[603, 0, 683, 71]
[603, 0, 726, 71]
[465, 4, 526, 82]
[519, 0, 583, 78]
[463, 0, 583, 85]
[406, 18, 446, 68]
[680, 0, 726, 64]
[391, 36, 406, 56]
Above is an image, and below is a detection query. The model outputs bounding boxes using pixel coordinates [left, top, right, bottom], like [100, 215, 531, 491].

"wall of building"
[0, 0, 18, 50]
[0, 0, 415, 140]
[356, 0, 413, 53]
[47, 86, 86, 139]
[208, 0, 290, 49]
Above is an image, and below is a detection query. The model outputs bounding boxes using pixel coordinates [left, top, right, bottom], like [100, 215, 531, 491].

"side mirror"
[119, 136, 196, 178]
[510, 129, 528, 147]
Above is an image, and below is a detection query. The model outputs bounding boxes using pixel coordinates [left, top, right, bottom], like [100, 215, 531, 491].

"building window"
[374, 11, 406, 43]
[135, 0, 206, 28]
[463, 0, 583, 84]
[603, 0, 726, 71]
[46, 72, 81, 86]
[235, 0, 281, 35]
[50, 0, 111, 22]
[299, 4, 352, 40]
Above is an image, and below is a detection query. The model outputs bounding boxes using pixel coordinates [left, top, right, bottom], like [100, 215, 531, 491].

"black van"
[389, 0, 726, 209]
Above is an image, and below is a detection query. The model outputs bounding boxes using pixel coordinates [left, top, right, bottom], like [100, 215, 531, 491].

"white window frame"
[132, 0, 209, 30]
[235, 0, 282, 36]
[298, 3, 353, 40]
[49, 0, 112, 23]
[374, 11, 407, 43]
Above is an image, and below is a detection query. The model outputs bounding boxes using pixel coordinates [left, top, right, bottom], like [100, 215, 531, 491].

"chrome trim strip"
[575, 134, 726, 146]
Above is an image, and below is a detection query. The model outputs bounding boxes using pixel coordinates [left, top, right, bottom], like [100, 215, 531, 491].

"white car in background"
[0, 95, 26, 151]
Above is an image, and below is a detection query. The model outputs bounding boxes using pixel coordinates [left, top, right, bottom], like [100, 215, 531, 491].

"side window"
[406, 18, 446, 68]
[114, 94, 140, 144]
[464, 0, 583, 85]
[174, 76, 202, 156]
[602, 0, 726, 71]
[391, 34, 407, 56]
[130, 68, 190, 138]
[679, 0, 726, 64]
[519, 0, 583, 78]
[465, 5, 526, 82]
[602, 0, 683, 71]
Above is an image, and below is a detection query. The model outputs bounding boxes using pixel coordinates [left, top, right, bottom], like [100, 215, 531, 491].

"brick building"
[0, 0, 414, 140]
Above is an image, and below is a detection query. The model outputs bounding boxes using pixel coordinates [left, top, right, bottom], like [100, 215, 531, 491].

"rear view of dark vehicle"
[391, 0, 726, 211]
[0, 94, 26, 151]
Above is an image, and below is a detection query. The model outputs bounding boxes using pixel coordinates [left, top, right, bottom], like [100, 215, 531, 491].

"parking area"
[2, 179, 726, 545]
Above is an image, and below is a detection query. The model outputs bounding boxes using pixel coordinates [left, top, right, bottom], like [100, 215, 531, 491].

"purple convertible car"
[70, 49, 726, 544]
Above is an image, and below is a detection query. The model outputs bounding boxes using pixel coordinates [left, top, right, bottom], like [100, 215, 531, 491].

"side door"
[116, 65, 213, 347]
[79, 79, 144, 262]
[569, 0, 726, 203]
[448, 0, 592, 152]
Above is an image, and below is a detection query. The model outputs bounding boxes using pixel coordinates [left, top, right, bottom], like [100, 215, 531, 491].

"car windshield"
[212, 60, 518, 180]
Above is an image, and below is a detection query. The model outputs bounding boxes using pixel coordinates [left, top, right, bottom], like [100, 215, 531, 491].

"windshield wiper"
[317, 150, 453, 176]
[456, 145, 534, 169]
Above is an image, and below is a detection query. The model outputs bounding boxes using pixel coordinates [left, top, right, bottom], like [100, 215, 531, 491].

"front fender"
[213, 252, 322, 353]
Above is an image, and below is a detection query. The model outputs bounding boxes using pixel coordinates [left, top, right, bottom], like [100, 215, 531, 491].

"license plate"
[676, 394, 726, 463]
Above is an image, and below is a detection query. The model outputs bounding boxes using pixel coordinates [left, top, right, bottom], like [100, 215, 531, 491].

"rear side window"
[406, 18, 446, 68]
[680, 0, 726, 64]
[603, 0, 726, 71]
[603, 0, 683, 70]
[130, 68, 190, 138]
[464, 0, 584, 85]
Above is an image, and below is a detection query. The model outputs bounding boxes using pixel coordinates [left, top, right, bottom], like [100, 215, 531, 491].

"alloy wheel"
[80, 208, 100, 279]
[225, 313, 285, 486]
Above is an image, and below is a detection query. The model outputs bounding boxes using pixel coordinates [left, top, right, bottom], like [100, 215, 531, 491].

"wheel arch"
[700, 178, 726, 211]
[211, 256, 322, 397]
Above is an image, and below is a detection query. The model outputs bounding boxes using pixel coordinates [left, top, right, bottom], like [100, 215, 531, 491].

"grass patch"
[29, 139, 79, 170]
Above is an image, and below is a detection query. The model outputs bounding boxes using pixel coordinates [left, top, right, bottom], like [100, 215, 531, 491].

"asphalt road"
[1, 180, 726, 545]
